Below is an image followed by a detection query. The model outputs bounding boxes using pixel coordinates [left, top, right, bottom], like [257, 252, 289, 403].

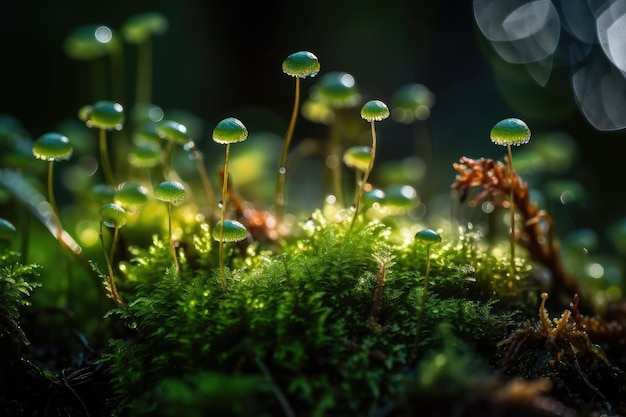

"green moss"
[102, 210, 518, 415]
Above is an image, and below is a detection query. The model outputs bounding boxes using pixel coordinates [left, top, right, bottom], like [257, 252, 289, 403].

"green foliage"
[0, 250, 41, 334]
[103, 210, 517, 416]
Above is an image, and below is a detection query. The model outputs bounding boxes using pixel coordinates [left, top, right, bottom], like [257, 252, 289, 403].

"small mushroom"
[32, 132, 74, 241]
[98, 203, 127, 308]
[275, 51, 320, 227]
[32, 132, 73, 162]
[414, 228, 442, 347]
[212, 117, 249, 289]
[350, 100, 389, 230]
[490, 117, 531, 278]
[153, 181, 187, 276]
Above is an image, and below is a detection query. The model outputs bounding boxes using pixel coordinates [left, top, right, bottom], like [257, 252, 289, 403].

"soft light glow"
[95, 26, 113, 43]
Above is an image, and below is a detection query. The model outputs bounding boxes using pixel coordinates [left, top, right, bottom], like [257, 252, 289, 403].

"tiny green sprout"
[414, 228, 442, 350]
[83, 100, 125, 186]
[0, 217, 17, 244]
[490, 117, 531, 278]
[211, 220, 248, 243]
[350, 100, 389, 230]
[153, 181, 187, 276]
[98, 203, 127, 308]
[32, 132, 73, 241]
[212, 117, 248, 290]
[275, 51, 320, 227]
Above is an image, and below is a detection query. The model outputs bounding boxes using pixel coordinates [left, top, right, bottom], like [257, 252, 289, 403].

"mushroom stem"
[217, 144, 231, 291]
[100, 223, 124, 308]
[99, 128, 115, 186]
[507, 143, 515, 278]
[275, 76, 301, 226]
[166, 202, 180, 276]
[46, 161, 63, 242]
[350, 120, 376, 231]
[414, 243, 432, 356]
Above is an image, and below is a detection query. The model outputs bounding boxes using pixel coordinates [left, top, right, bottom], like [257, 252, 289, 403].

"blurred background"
[1, 0, 625, 259]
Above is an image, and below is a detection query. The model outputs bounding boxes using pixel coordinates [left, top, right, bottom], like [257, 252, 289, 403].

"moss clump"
[103, 210, 517, 416]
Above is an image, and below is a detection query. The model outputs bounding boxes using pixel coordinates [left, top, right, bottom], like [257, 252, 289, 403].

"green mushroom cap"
[78, 105, 93, 123]
[212, 117, 248, 144]
[33, 132, 73, 161]
[282, 51, 320, 78]
[121, 11, 168, 44]
[362, 188, 385, 206]
[87, 101, 125, 130]
[490, 118, 531, 146]
[212, 219, 249, 242]
[0, 217, 17, 241]
[383, 184, 418, 207]
[64, 24, 120, 60]
[361, 100, 390, 122]
[91, 183, 116, 202]
[115, 183, 149, 206]
[391, 83, 435, 123]
[415, 228, 441, 244]
[156, 120, 190, 145]
[343, 146, 372, 172]
[313, 71, 360, 107]
[99, 203, 127, 229]
[128, 142, 162, 168]
[153, 181, 187, 203]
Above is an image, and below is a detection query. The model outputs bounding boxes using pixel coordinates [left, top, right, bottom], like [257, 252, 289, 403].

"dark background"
[1, 0, 624, 249]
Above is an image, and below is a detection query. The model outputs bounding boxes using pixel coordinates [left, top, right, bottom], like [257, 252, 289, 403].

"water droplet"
[349, 204, 356, 212]
[217, 200, 224, 209]
[278, 167, 287, 175]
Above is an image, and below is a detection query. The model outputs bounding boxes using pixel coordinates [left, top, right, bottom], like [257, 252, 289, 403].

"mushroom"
[212, 117, 249, 289]
[153, 180, 187, 276]
[350, 100, 389, 230]
[98, 203, 127, 308]
[32, 132, 73, 241]
[82, 100, 125, 186]
[490, 117, 531, 277]
[274, 51, 320, 227]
